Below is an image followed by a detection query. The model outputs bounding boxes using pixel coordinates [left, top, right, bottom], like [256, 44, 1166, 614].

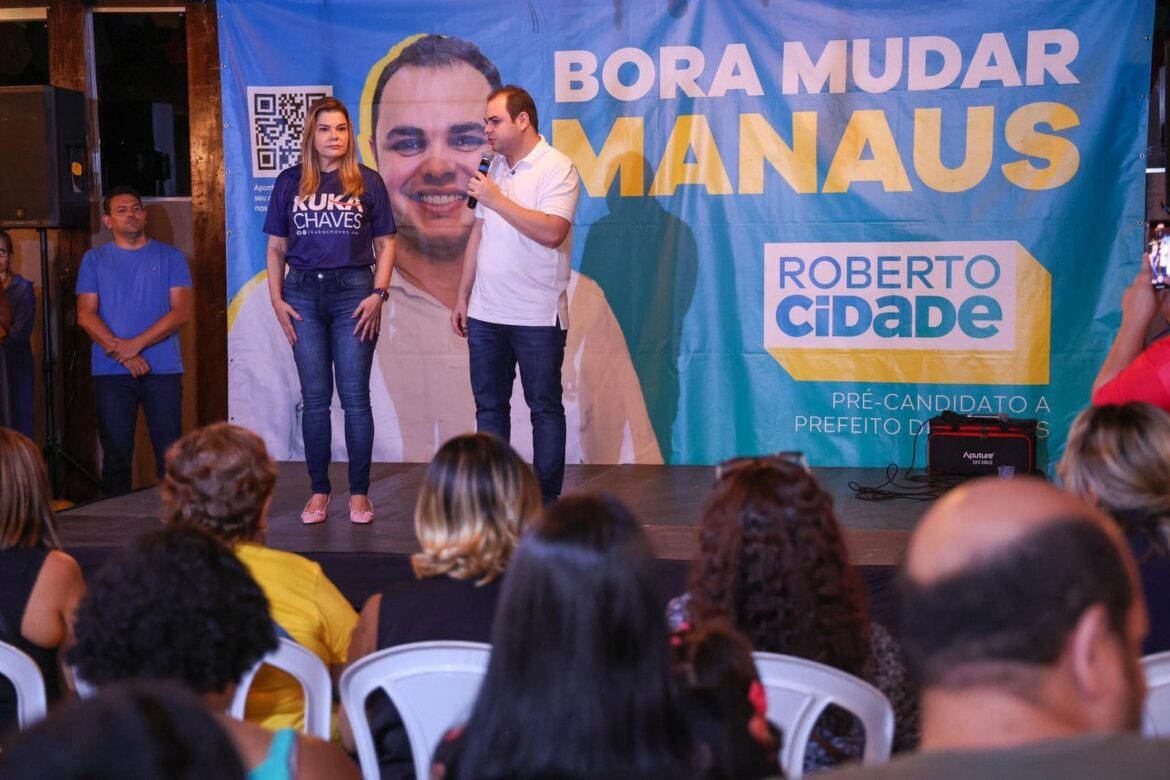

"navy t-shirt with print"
[263, 164, 395, 271]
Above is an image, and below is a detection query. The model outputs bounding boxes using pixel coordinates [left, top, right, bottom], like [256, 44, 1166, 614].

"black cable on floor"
[848, 423, 968, 502]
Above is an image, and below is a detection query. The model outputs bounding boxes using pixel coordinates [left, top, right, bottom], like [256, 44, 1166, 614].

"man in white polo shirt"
[452, 84, 580, 503]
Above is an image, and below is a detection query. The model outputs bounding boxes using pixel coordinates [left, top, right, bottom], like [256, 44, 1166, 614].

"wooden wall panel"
[47, 0, 102, 500]
[11, 0, 230, 498]
[186, 2, 228, 425]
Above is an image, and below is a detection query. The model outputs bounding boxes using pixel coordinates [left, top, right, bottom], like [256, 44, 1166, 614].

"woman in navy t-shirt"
[263, 96, 396, 524]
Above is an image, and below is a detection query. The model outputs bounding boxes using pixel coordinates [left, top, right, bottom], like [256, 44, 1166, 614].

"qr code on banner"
[247, 86, 332, 177]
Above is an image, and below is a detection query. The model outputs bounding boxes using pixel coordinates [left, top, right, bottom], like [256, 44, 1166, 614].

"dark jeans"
[1, 342, 34, 437]
[467, 317, 567, 502]
[93, 372, 184, 496]
[283, 266, 376, 496]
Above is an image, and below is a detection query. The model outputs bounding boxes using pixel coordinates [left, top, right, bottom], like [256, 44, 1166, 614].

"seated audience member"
[672, 621, 781, 779]
[0, 229, 36, 436]
[342, 432, 541, 778]
[827, 477, 1170, 779]
[1059, 402, 1170, 653]
[160, 423, 358, 732]
[0, 277, 10, 427]
[437, 494, 701, 779]
[1092, 265, 1170, 410]
[671, 455, 918, 770]
[0, 681, 246, 780]
[0, 429, 86, 741]
[0, 270, 11, 335]
[67, 526, 360, 779]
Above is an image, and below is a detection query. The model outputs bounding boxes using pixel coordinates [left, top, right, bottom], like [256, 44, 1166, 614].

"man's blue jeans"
[467, 317, 567, 503]
[93, 372, 183, 496]
[283, 266, 376, 496]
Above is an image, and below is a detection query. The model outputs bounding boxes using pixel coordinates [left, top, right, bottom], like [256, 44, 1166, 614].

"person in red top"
[1092, 265, 1170, 411]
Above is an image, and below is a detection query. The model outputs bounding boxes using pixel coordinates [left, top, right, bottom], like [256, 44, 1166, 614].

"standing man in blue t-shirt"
[77, 186, 192, 495]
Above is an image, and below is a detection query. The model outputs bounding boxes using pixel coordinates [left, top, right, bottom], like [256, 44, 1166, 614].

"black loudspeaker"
[0, 86, 88, 229]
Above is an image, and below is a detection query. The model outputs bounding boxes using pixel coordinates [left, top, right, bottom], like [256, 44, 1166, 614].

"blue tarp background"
[220, 0, 1154, 467]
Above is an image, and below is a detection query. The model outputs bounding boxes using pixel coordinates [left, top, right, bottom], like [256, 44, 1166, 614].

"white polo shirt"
[469, 136, 580, 328]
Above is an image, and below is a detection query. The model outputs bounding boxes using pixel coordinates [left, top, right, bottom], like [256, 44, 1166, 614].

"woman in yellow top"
[160, 422, 358, 733]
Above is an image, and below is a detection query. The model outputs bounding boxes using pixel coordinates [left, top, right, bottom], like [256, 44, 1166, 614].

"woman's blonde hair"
[1059, 402, 1170, 519]
[411, 433, 540, 584]
[298, 96, 365, 201]
[161, 423, 277, 545]
[0, 428, 61, 549]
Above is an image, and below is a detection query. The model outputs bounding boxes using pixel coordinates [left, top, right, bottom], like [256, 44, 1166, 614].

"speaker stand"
[37, 228, 100, 497]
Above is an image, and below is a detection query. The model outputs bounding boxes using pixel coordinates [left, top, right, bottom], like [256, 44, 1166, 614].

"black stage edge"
[59, 464, 928, 628]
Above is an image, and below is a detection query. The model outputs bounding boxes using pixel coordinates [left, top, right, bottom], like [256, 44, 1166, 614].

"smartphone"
[1151, 236, 1170, 290]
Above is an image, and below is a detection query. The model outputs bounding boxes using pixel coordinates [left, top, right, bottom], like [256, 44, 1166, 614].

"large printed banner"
[220, 0, 1153, 468]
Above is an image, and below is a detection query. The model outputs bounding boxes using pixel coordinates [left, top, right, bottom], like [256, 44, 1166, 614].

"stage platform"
[58, 463, 935, 625]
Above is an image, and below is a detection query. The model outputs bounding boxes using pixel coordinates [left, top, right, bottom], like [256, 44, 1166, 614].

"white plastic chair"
[76, 638, 332, 738]
[340, 640, 491, 780]
[752, 651, 895, 779]
[0, 640, 48, 730]
[1142, 650, 1170, 736]
[228, 637, 333, 740]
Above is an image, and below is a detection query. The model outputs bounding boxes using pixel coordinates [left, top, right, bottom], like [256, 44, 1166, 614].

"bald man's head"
[900, 478, 1141, 689]
[907, 477, 1124, 585]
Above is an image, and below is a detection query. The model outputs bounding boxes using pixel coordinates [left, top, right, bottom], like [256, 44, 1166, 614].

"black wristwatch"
[371, 287, 389, 302]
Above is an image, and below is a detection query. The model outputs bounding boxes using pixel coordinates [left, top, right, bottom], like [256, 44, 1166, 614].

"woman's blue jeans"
[283, 266, 376, 495]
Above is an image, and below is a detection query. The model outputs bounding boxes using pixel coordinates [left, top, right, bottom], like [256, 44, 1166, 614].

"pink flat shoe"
[301, 495, 330, 525]
[349, 499, 374, 525]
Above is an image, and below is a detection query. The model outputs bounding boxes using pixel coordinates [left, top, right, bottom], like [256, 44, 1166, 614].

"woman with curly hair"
[67, 526, 359, 779]
[161, 422, 358, 733]
[0, 428, 86, 741]
[1059, 402, 1170, 653]
[341, 432, 540, 778]
[671, 455, 918, 771]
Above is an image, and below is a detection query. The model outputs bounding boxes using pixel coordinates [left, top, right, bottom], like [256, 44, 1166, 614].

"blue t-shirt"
[262, 164, 395, 270]
[76, 240, 192, 376]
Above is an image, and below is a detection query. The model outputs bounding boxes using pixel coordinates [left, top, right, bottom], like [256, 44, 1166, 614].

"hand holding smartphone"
[1150, 223, 1169, 290]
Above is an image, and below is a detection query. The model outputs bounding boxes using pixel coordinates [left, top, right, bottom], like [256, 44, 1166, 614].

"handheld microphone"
[467, 152, 494, 210]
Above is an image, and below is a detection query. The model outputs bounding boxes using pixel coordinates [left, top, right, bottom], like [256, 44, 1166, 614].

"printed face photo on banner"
[373, 64, 490, 264]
